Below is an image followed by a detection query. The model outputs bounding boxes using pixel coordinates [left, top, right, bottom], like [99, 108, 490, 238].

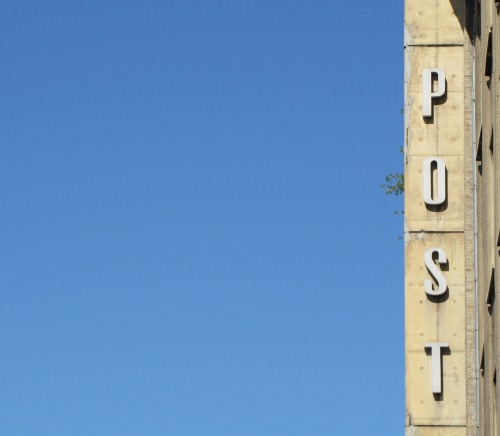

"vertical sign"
[404, 0, 467, 433]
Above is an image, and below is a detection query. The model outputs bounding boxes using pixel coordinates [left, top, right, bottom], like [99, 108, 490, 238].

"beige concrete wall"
[404, 0, 472, 433]
[406, 427, 466, 436]
[474, 1, 500, 433]
[405, 0, 465, 46]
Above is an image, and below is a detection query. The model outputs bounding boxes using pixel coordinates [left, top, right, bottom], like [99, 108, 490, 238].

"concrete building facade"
[473, 2, 500, 434]
[403, 0, 491, 434]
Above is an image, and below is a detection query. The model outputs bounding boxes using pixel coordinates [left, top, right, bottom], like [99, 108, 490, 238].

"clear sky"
[0, 1, 404, 435]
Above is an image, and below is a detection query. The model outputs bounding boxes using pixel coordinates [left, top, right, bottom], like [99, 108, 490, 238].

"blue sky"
[0, 1, 403, 435]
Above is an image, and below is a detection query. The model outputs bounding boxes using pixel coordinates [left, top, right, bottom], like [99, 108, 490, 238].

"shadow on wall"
[448, 0, 473, 41]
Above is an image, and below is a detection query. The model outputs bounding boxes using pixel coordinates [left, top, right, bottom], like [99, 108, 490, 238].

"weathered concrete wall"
[404, 0, 474, 433]
[473, 0, 500, 433]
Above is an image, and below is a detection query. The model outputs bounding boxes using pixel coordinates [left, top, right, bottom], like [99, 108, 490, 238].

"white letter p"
[422, 68, 445, 118]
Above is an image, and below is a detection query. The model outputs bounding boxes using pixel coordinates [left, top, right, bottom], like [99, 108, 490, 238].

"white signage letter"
[424, 342, 449, 394]
[424, 248, 448, 297]
[423, 157, 446, 205]
[423, 68, 445, 117]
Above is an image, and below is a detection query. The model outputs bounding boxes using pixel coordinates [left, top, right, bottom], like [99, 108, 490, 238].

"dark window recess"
[487, 269, 496, 316]
[477, 1, 482, 41]
[485, 31, 493, 83]
[477, 127, 483, 162]
[490, 129, 494, 154]
[481, 348, 485, 378]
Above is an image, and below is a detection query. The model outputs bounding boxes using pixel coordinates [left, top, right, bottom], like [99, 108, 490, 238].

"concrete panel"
[436, 285, 465, 352]
[405, 231, 465, 351]
[407, 350, 466, 425]
[405, 233, 465, 288]
[405, 427, 465, 436]
[406, 47, 464, 93]
[406, 284, 439, 351]
[406, 285, 465, 352]
[405, 155, 464, 232]
[405, 0, 464, 46]
[406, 89, 464, 157]
[405, 46, 464, 158]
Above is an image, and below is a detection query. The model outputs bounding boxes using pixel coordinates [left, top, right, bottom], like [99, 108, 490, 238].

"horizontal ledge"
[405, 155, 467, 158]
[405, 231, 465, 234]
[410, 420, 467, 426]
[405, 44, 465, 48]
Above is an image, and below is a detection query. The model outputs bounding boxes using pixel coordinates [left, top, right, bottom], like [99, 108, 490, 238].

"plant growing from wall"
[382, 146, 405, 197]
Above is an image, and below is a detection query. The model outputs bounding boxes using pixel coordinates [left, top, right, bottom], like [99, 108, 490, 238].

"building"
[473, 1, 500, 433]
[404, 0, 500, 434]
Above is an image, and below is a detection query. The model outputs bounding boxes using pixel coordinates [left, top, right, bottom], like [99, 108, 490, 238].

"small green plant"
[382, 172, 404, 196]
[382, 146, 404, 196]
